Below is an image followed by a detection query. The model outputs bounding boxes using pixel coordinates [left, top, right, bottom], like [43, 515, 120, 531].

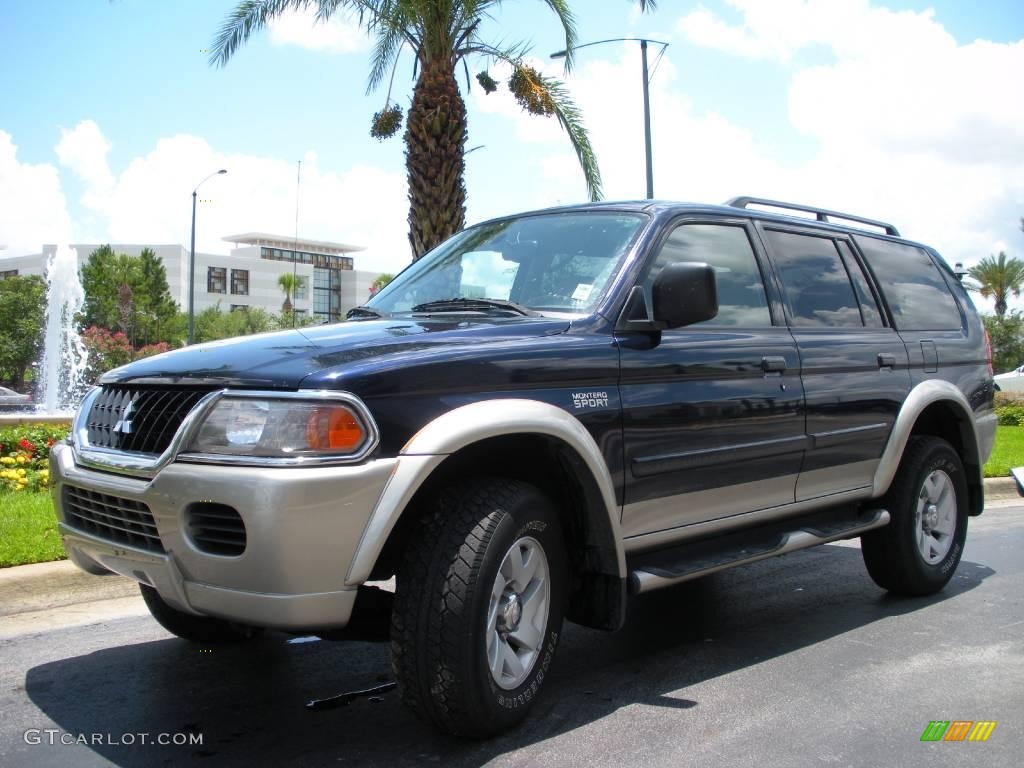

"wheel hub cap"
[498, 592, 523, 633]
[915, 470, 956, 565]
[486, 535, 551, 690]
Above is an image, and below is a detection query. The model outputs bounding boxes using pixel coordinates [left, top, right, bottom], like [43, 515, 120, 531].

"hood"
[99, 316, 571, 390]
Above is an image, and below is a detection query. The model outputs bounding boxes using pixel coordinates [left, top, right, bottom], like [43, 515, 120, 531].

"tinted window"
[855, 237, 962, 330]
[765, 230, 862, 327]
[646, 224, 771, 327]
[838, 241, 884, 328]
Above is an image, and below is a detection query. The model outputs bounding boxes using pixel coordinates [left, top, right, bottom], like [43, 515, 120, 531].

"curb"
[1, 477, 1020, 616]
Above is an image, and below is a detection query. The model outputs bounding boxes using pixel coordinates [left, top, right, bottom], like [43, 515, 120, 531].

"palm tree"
[211, 0, 656, 259]
[967, 252, 1024, 318]
[277, 273, 300, 312]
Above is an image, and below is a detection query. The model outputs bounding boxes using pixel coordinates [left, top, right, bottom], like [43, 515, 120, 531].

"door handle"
[761, 356, 787, 373]
[877, 353, 896, 369]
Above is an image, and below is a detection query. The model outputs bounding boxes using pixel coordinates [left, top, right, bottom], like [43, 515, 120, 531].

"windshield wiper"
[346, 305, 389, 319]
[410, 297, 536, 316]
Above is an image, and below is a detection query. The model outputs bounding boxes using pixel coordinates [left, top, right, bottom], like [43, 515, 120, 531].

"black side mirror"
[652, 262, 718, 328]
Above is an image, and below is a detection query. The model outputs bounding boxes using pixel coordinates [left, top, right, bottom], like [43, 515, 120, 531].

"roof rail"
[725, 196, 900, 237]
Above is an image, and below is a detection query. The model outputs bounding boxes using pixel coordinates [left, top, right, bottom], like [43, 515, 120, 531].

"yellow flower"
[0, 456, 14, 465]
[17, 468, 26, 476]
[16, 455, 27, 464]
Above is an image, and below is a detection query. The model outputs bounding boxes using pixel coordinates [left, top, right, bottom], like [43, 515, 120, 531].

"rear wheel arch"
[874, 382, 984, 515]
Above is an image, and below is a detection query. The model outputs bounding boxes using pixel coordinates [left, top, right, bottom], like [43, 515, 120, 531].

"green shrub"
[995, 403, 1024, 426]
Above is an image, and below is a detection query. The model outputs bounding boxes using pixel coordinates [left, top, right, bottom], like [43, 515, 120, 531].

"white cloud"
[267, 6, 369, 53]
[6, 123, 410, 274]
[509, 2, 1024, 276]
[55, 119, 114, 192]
[85, 130, 411, 274]
[0, 131, 73, 253]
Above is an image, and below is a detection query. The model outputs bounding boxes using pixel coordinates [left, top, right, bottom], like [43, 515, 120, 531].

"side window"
[854, 236, 963, 330]
[764, 230, 862, 328]
[838, 241, 884, 328]
[645, 224, 771, 327]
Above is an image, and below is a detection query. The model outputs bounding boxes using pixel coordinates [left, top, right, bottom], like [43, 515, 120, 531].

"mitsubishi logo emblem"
[112, 400, 135, 435]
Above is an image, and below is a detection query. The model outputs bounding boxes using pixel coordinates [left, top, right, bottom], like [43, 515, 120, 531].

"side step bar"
[628, 508, 890, 595]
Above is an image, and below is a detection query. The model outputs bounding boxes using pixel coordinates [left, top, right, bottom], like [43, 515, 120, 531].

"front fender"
[345, 398, 626, 586]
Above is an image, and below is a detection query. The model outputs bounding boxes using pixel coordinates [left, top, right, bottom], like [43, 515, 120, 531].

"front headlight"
[184, 394, 374, 461]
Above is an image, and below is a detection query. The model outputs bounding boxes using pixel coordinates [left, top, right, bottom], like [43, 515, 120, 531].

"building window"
[230, 304, 249, 312]
[207, 267, 226, 294]
[231, 269, 249, 295]
[0, 270, 18, 280]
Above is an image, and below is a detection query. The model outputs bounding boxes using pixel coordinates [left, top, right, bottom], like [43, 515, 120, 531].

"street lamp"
[551, 38, 669, 199]
[188, 169, 227, 344]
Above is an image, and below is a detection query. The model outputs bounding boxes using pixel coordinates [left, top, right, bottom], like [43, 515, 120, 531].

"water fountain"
[36, 245, 90, 415]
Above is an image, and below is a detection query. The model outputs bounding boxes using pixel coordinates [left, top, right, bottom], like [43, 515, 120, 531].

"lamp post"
[188, 169, 227, 345]
[552, 38, 669, 199]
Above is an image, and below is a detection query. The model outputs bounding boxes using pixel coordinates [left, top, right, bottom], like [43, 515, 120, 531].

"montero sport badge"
[572, 391, 609, 409]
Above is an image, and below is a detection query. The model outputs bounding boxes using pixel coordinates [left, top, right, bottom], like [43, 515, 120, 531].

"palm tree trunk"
[405, 55, 467, 259]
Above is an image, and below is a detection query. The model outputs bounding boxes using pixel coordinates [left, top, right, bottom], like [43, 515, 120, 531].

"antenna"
[293, 159, 301, 327]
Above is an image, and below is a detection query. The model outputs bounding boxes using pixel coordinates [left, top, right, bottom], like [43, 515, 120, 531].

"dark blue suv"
[53, 197, 996, 737]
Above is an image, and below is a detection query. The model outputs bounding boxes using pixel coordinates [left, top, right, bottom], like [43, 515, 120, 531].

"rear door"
[757, 225, 912, 499]
[618, 217, 806, 539]
[853, 236, 983, 396]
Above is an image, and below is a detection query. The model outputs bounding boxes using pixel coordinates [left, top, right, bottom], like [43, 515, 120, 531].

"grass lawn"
[0, 491, 65, 568]
[984, 425, 1024, 478]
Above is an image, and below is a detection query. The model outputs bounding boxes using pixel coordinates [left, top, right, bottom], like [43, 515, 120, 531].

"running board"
[628, 508, 890, 595]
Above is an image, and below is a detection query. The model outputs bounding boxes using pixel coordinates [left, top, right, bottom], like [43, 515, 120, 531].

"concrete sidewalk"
[2, 477, 1019, 636]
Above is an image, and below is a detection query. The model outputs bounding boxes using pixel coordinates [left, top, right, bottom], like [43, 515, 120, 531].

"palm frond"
[539, 0, 577, 71]
[543, 75, 602, 201]
[210, 0, 312, 67]
[367, 23, 408, 94]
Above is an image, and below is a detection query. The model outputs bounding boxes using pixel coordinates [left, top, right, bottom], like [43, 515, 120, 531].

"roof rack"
[725, 196, 900, 237]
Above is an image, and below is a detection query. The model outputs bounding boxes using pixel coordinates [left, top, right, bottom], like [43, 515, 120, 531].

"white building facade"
[0, 233, 380, 323]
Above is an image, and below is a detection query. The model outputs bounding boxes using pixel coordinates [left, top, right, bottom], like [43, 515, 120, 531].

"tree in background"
[276, 273, 302, 312]
[79, 246, 179, 346]
[194, 304, 276, 343]
[211, 1, 656, 259]
[984, 313, 1024, 374]
[81, 326, 133, 380]
[369, 273, 394, 297]
[0, 275, 46, 389]
[968, 251, 1024, 318]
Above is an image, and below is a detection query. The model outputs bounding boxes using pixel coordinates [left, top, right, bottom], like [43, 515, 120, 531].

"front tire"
[861, 436, 968, 595]
[391, 478, 567, 738]
[140, 584, 262, 643]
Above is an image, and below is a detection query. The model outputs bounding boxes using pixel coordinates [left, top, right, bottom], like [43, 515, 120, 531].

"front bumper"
[51, 443, 398, 630]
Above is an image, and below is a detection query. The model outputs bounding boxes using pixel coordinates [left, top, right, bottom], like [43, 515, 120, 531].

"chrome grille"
[62, 486, 165, 553]
[85, 386, 209, 455]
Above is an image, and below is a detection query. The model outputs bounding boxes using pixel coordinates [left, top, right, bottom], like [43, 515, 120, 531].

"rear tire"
[140, 584, 262, 643]
[861, 436, 968, 595]
[391, 478, 567, 738]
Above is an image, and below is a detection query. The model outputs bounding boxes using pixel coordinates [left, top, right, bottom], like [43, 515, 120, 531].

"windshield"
[365, 211, 646, 316]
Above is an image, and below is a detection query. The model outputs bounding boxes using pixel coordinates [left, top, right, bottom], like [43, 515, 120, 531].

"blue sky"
[2, 0, 1022, 279]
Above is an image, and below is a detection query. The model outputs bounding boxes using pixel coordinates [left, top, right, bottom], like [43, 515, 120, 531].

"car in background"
[993, 364, 1024, 393]
[0, 386, 33, 411]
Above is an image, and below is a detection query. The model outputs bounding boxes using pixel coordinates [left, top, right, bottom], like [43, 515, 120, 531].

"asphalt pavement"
[1, 493, 1021, 767]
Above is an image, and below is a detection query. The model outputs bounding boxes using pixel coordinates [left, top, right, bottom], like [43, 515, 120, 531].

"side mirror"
[652, 262, 718, 329]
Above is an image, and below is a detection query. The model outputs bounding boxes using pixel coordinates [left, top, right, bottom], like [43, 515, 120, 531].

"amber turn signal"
[306, 406, 365, 451]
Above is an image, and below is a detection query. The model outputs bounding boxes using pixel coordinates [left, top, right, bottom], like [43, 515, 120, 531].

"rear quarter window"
[854, 236, 963, 331]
